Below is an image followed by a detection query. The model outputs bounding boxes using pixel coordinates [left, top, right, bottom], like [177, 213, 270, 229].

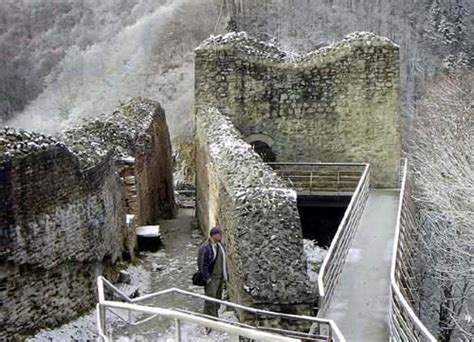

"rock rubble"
[0, 127, 64, 161]
[61, 97, 157, 169]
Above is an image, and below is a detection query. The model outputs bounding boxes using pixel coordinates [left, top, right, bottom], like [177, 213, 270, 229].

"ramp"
[325, 190, 399, 341]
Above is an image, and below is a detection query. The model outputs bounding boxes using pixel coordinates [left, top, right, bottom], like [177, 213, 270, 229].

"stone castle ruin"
[195, 31, 401, 188]
[195, 32, 401, 318]
[0, 98, 174, 339]
[0, 29, 402, 338]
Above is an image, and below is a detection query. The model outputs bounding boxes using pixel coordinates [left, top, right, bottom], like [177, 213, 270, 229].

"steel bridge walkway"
[324, 189, 399, 342]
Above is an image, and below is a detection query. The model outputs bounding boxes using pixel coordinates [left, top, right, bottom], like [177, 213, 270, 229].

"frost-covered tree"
[0, 0, 171, 121]
[412, 69, 473, 341]
[3, 0, 225, 136]
[425, 0, 473, 69]
[430, 0, 443, 31]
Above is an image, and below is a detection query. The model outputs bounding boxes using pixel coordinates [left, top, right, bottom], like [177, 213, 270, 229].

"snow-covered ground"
[303, 239, 328, 282]
[28, 264, 152, 341]
[112, 310, 239, 342]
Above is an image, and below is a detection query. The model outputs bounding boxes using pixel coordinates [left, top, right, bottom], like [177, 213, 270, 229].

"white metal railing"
[389, 159, 436, 341]
[316, 163, 371, 316]
[96, 276, 345, 341]
[269, 162, 366, 194]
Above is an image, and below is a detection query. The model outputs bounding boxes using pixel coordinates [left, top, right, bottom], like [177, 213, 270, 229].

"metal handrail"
[99, 300, 300, 342]
[97, 276, 345, 341]
[389, 159, 436, 341]
[269, 163, 365, 194]
[268, 162, 368, 167]
[316, 163, 371, 315]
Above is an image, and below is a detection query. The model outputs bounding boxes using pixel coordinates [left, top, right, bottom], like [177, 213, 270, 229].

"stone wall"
[0, 98, 174, 339]
[195, 32, 401, 187]
[195, 107, 315, 319]
[63, 98, 175, 225]
[134, 102, 175, 223]
[0, 137, 127, 339]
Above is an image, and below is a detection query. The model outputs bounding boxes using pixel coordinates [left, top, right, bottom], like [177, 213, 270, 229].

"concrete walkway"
[325, 190, 399, 342]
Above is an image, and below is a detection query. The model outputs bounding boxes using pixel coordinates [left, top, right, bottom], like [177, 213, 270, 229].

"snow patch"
[303, 239, 328, 282]
[28, 262, 152, 341]
[346, 248, 363, 263]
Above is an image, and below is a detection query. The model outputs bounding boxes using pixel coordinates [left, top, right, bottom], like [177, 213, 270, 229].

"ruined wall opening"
[250, 140, 276, 162]
[297, 194, 351, 248]
[119, 159, 137, 217]
[245, 134, 276, 162]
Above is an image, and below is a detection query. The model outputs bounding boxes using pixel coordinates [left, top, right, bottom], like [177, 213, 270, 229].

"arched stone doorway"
[245, 134, 276, 162]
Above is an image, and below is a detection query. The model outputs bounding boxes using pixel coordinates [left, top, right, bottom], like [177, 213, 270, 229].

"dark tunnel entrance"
[250, 141, 276, 162]
[297, 194, 351, 248]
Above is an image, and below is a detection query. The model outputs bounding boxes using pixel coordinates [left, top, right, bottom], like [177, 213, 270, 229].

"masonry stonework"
[0, 98, 174, 339]
[195, 32, 401, 187]
[134, 103, 175, 223]
[63, 98, 175, 225]
[196, 107, 315, 321]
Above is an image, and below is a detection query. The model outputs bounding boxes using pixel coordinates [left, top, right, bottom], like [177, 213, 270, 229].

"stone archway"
[245, 133, 276, 162]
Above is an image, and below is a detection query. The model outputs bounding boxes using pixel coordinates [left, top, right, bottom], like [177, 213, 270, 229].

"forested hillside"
[1, 0, 472, 138]
[0, 0, 223, 135]
[0, 0, 163, 119]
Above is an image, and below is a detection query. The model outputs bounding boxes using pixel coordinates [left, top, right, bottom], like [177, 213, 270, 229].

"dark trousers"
[204, 276, 223, 317]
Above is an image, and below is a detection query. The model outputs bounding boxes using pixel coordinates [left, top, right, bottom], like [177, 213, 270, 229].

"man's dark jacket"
[197, 240, 216, 282]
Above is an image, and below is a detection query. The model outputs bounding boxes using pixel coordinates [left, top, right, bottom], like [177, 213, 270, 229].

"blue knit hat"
[210, 226, 223, 236]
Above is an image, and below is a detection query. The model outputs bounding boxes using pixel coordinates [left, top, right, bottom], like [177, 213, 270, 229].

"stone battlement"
[198, 31, 397, 64]
[195, 31, 401, 187]
[62, 98, 160, 169]
[0, 127, 66, 160]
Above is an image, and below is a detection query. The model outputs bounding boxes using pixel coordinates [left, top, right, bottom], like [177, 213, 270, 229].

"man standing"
[197, 226, 228, 317]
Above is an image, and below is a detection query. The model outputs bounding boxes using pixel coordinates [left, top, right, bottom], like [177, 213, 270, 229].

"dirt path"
[124, 208, 237, 341]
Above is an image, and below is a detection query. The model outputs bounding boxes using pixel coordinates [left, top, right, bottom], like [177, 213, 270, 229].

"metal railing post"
[128, 309, 132, 339]
[175, 318, 182, 342]
[389, 159, 436, 341]
[99, 304, 106, 338]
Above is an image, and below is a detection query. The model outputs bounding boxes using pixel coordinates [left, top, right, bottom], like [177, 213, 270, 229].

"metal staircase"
[96, 276, 345, 341]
